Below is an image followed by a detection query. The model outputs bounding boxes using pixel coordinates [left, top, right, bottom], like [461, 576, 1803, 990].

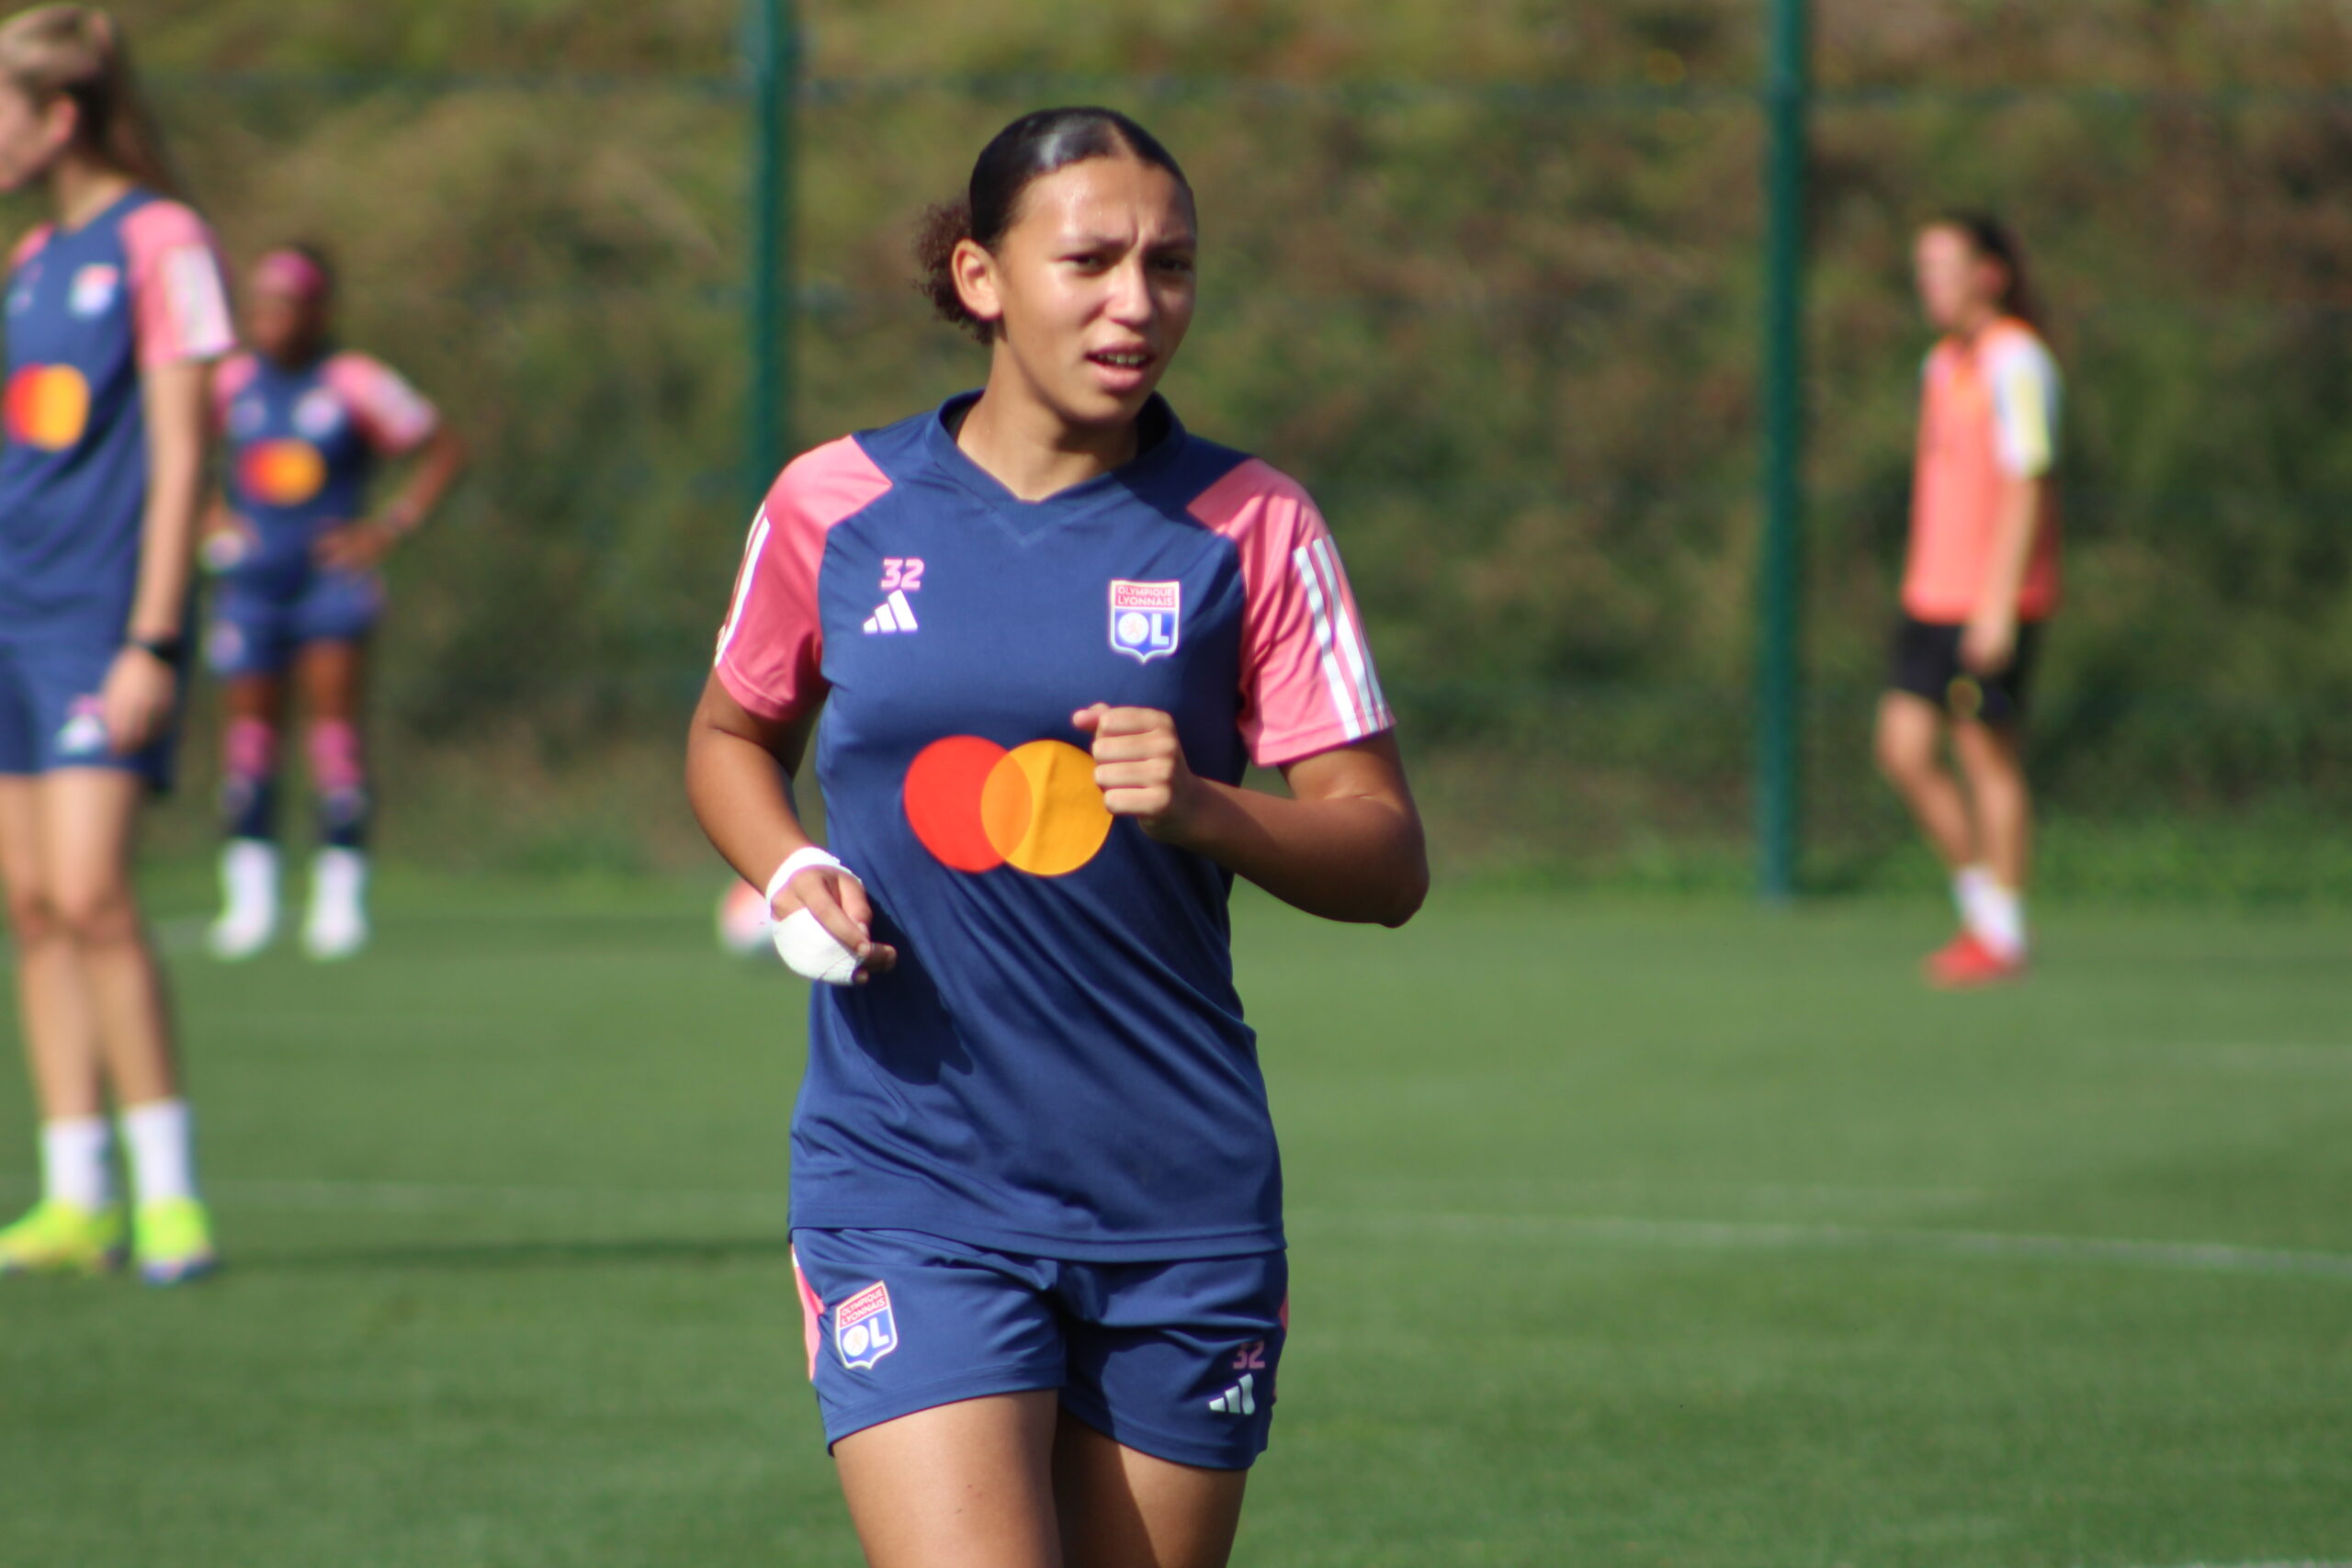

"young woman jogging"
[687, 107, 1426, 1567]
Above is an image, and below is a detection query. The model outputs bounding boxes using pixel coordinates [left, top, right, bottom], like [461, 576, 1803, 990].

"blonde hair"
[0, 6, 178, 198]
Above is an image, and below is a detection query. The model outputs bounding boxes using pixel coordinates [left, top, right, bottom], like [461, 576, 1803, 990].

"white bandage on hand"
[764, 846, 866, 987]
[764, 845, 856, 911]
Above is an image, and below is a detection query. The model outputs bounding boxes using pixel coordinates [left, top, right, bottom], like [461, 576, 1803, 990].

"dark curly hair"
[916, 107, 1192, 344]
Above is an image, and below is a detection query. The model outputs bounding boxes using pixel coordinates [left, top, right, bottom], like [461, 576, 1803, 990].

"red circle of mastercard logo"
[5, 364, 89, 449]
[241, 439, 327, 506]
[904, 736, 1113, 876]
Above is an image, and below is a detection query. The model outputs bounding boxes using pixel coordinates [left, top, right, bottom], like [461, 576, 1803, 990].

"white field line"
[2154, 1043, 2352, 1074]
[1290, 1208, 2352, 1282]
[1, 1172, 2344, 1282]
[1329, 1176, 1996, 1211]
[2105, 1562, 2352, 1568]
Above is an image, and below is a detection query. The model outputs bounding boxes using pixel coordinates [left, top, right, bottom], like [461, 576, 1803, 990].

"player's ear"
[951, 237, 1004, 333]
[39, 93, 78, 162]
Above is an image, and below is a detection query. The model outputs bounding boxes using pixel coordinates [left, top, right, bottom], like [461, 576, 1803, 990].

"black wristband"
[129, 635, 185, 664]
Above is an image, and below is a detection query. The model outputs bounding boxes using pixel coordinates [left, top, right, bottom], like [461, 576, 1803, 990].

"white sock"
[312, 847, 368, 912]
[1964, 878, 2028, 962]
[1952, 863, 1995, 927]
[121, 1099, 198, 1204]
[41, 1116, 116, 1210]
[222, 838, 279, 915]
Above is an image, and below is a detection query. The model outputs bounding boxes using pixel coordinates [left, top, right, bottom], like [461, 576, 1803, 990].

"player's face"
[247, 282, 322, 364]
[1915, 225, 2001, 333]
[0, 84, 69, 194]
[980, 154, 1197, 429]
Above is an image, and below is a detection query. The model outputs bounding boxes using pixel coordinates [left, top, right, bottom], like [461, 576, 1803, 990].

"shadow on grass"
[233, 1234, 795, 1273]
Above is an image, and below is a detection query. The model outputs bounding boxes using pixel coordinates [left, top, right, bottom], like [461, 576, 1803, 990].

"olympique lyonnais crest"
[70, 264, 119, 319]
[833, 1280, 899, 1371]
[1109, 580, 1182, 663]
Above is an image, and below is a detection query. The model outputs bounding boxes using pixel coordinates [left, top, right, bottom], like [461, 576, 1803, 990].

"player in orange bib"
[1875, 214, 2060, 987]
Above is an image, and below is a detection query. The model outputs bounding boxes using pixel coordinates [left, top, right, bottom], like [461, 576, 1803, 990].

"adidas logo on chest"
[862, 557, 924, 635]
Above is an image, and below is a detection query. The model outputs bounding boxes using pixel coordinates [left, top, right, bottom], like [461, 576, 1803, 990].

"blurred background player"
[1874, 213, 2061, 987]
[201, 243, 466, 960]
[0, 5, 232, 1281]
[686, 107, 1426, 1568]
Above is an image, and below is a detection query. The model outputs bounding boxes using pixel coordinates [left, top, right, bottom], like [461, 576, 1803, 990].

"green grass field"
[5, 879, 2350, 1567]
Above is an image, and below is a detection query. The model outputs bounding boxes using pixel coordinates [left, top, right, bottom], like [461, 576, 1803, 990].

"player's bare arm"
[1962, 470, 2052, 674]
[685, 672, 895, 977]
[106, 355, 210, 751]
[1074, 703, 1425, 927]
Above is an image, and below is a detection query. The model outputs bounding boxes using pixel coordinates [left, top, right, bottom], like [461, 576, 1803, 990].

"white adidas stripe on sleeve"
[1311, 536, 1386, 727]
[1293, 543, 1366, 742]
[714, 508, 772, 663]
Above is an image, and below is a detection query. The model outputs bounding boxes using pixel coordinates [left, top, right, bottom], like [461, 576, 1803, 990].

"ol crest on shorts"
[833, 1280, 899, 1371]
[1109, 580, 1181, 663]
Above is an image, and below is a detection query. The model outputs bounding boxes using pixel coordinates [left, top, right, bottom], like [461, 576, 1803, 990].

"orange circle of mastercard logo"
[241, 439, 327, 506]
[5, 364, 89, 449]
[905, 736, 1113, 876]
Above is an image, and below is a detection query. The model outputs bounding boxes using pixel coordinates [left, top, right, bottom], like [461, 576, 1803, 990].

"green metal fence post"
[1756, 0, 1810, 901]
[742, 0, 797, 513]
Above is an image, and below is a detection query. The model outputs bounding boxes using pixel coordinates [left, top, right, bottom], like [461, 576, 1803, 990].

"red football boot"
[1924, 931, 2027, 989]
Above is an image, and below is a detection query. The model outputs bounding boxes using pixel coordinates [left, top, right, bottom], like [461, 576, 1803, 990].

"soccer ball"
[715, 879, 779, 959]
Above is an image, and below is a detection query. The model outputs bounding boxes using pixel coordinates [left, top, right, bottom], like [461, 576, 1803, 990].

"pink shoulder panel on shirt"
[9, 223, 53, 271]
[211, 351, 258, 433]
[1189, 457, 1394, 767]
[714, 435, 895, 723]
[120, 200, 235, 367]
[324, 351, 441, 456]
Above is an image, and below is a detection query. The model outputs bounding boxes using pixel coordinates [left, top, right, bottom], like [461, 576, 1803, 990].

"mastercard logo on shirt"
[905, 736, 1114, 876]
[4, 364, 89, 449]
[240, 438, 327, 506]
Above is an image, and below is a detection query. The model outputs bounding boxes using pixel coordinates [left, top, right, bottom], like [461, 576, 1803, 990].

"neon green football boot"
[0, 1198, 127, 1276]
[133, 1197, 219, 1286]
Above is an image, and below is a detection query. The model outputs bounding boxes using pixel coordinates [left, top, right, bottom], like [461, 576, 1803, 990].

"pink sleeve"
[1190, 458, 1395, 767]
[713, 435, 894, 723]
[8, 224, 52, 272]
[120, 201, 235, 367]
[324, 352, 441, 456]
[211, 352, 257, 435]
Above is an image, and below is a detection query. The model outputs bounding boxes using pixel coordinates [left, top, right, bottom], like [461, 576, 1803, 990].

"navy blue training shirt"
[715, 394, 1395, 1260]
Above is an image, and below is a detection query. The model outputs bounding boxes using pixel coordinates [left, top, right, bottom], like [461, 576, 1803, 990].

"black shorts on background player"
[1887, 615, 2041, 727]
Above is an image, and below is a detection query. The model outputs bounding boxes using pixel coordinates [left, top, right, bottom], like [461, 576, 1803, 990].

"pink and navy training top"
[0, 187, 233, 642]
[214, 348, 440, 569]
[716, 394, 1394, 1260]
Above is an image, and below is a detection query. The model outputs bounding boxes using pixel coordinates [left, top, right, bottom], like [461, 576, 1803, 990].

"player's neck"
[1950, 300, 2001, 343]
[49, 156, 134, 233]
[264, 337, 326, 373]
[956, 378, 1140, 503]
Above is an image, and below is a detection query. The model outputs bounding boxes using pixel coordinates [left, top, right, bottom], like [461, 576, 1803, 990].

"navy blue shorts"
[0, 637, 176, 787]
[790, 1228, 1288, 1471]
[206, 566, 383, 678]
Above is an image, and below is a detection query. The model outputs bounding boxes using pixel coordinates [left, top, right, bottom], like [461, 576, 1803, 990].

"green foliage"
[58, 3, 2352, 886]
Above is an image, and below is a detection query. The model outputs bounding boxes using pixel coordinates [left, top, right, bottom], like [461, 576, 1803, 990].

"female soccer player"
[201, 244, 466, 961]
[687, 107, 1426, 1568]
[0, 5, 234, 1282]
[1875, 213, 2061, 987]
